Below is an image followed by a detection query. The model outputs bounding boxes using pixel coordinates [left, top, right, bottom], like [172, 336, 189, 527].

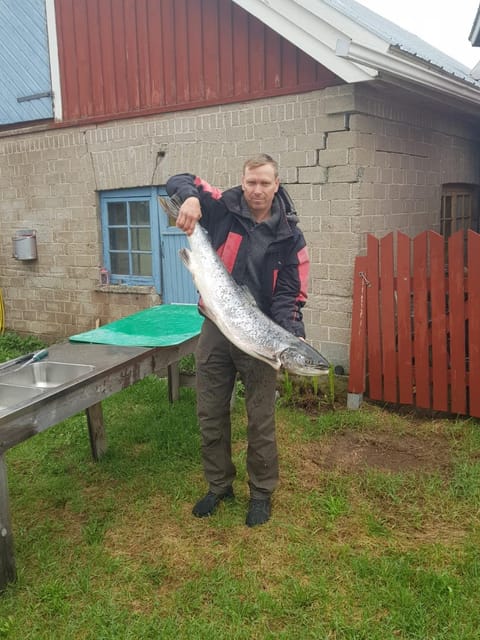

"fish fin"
[179, 247, 191, 268]
[199, 304, 216, 323]
[253, 350, 281, 369]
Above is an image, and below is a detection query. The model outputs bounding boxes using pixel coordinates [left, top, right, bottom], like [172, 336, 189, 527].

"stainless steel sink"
[0, 384, 45, 412]
[0, 362, 95, 389]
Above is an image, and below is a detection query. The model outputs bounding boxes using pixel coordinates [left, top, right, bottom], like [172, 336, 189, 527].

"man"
[166, 154, 309, 527]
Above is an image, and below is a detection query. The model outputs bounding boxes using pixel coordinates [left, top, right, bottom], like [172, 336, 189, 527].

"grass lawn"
[0, 335, 480, 638]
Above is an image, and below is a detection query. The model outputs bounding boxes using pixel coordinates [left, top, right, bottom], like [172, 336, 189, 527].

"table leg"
[0, 454, 16, 591]
[86, 403, 107, 461]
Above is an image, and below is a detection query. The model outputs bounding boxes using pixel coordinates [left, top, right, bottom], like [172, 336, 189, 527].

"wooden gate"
[348, 229, 480, 417]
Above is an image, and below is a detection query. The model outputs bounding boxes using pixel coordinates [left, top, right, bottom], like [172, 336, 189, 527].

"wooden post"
[0, 455, 16, 591]
[168, 362, 180, 403]
[347, 255, 368, 403]
[86, 403, 107, 461]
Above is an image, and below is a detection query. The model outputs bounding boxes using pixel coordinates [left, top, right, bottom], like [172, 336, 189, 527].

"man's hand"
[176, 196, 202, 236]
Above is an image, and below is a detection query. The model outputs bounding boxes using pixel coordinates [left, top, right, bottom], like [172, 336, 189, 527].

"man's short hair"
[243, 154, 278, 178]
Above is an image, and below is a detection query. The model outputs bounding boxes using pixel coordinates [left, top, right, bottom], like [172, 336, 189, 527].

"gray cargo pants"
[195, 319, 279, 499]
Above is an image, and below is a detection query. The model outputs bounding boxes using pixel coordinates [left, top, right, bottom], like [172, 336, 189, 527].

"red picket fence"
[348, 229, 480, 417]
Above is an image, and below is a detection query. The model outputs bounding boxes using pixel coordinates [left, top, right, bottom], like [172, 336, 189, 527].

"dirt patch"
[302, 429, 452, 475]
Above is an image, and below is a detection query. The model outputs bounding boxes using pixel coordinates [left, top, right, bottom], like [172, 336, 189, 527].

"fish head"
[279, 341, 330, 376]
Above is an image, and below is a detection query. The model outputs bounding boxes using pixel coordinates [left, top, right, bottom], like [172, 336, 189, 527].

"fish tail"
[158, 195, 182, 219]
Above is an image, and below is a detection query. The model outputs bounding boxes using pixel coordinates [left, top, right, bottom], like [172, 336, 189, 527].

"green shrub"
[0, 331, 47, 363]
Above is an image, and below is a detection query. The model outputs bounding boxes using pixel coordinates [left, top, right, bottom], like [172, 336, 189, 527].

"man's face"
[241, 164, 279, 221]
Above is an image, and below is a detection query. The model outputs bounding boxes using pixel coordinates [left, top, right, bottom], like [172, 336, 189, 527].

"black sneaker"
[245, 497, 271, 527]
[192, 487, 234, 518]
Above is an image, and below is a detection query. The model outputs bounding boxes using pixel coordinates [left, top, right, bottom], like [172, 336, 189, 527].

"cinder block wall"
[0, 84, 478, 368]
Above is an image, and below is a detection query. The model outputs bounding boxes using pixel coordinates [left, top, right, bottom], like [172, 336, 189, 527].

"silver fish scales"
[160, 196, 330, 376]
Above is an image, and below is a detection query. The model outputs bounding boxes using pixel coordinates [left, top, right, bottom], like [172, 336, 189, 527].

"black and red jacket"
[166, 173, 309, 338]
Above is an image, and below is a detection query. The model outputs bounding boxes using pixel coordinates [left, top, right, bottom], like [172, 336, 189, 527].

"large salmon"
[160, 197, 330, 376]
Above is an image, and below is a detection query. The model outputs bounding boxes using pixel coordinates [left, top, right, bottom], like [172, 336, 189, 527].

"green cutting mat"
[69, 304, 204, 347]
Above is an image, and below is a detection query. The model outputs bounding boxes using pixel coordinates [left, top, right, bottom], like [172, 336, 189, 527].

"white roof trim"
[232, 0, 378, 82]
[469, 6, 480, 46]
[45, 0, 62, 121]
[233, 0, 480, 107]
[337, 38, 480, 106]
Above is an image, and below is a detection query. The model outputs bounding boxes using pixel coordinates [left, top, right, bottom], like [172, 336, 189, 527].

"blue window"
[99, 187, 198, 304]
[100, 187, 162, 289]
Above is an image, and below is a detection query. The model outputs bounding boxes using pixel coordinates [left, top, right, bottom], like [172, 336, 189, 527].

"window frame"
[99, 187, 164, 291]
[440, 183, 479, 238]
[440, 183, 480, 262]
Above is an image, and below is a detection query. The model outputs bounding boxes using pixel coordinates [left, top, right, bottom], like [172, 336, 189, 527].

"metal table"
[0, 334, 199, 591]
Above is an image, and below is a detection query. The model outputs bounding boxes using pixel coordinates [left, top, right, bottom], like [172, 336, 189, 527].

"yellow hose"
[0, 288, 5, 335]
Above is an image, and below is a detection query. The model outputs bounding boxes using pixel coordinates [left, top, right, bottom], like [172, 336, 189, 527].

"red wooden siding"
[54, 0, 341, 124]
[468, 230, 480, 416]
[348, 230, 480, 418]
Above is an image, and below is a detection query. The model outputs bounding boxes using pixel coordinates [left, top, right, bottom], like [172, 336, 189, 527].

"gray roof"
[323, 0, 478, 86]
